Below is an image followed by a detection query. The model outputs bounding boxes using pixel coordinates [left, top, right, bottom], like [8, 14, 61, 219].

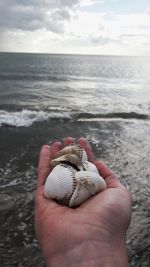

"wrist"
[44, 236, 129, 267]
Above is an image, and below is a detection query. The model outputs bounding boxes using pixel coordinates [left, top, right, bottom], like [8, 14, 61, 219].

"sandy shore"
[0, 119, 150, 266]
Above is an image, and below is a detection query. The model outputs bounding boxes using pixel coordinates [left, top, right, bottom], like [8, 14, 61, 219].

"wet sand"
[0, 119, 150, 266]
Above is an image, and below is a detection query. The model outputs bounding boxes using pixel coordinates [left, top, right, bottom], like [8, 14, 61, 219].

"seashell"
[44, 164, 77, 205]
[51, 153, 84, 171]
[69, 171, 106, 207]
[82, 161, 99, 174]
[44, 142, 106, 207]
[44, 164, 106, 207]
[55, 144, 88, 162]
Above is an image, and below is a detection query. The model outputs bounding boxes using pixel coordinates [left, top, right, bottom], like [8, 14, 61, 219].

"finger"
[50, 141, 62, 159]
[37, 142, 62, 187]
[63, 137, 74, 146]
[95, 160, 122, 188]
[77, 137, 95, 163]
[37, 145, 51, 187]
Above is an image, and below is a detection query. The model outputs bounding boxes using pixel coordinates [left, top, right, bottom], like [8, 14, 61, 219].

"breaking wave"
[0, 109, 149, 127]
[0, 109, 71, 127]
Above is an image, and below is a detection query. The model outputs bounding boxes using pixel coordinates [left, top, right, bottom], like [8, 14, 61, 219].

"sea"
[0, 53, 150, 125]
[0, 52, 150, 266]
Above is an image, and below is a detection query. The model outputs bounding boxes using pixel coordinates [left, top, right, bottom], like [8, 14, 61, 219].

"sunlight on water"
[0, 53, 150, 126]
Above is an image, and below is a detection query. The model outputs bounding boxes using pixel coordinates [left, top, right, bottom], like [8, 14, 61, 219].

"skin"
[35, 137, 132, 267]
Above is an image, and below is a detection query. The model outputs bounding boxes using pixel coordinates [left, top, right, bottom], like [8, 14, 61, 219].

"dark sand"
[0, 119, 150, 266]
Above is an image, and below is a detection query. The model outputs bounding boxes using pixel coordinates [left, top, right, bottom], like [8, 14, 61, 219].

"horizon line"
[0, 51, 147, 57]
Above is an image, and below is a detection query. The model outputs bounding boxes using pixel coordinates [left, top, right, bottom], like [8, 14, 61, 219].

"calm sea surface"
[0, 52, 150, 126]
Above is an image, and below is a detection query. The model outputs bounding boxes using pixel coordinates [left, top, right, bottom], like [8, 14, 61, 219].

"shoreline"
[0, 119, 150, 266]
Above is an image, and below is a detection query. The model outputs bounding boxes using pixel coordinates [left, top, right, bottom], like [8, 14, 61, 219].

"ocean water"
[0, 52, 150, 126]
[0, 53, 150, 266]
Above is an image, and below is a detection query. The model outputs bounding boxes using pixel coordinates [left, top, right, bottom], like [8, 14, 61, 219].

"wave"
[76, 112, 149, 121]
[0, 110, 149, 127]
[0, 109, 71, 127]
[0, 73, 73, 82]
[0, 73, 113, 83]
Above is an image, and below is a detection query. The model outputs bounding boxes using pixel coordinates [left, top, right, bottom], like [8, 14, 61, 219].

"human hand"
[35, 137, 132, 267]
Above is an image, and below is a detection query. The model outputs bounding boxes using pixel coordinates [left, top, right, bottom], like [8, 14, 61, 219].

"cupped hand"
[35, 137, 132, 267]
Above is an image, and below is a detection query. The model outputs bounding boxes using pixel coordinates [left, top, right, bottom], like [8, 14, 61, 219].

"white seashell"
[82, 161, 99, 174]
[44, 163, 77, 206]
[44, 165, 106, 207]
[44, 142, 106, 207]
[51, 153, 83, 171]
[69, 171, 106, 207]
[55, 144, 88, 162]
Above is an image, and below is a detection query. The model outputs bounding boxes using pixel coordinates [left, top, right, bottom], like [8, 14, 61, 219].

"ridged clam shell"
[55, 144, 88, 162]
[44, 164, 106, 207]
[51, 153, 83, 170]
[44, 163, 77, 205]
[69, 171, 106, 207]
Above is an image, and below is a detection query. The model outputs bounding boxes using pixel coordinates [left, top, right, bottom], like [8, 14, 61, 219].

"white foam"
[0, 109, 71, 127]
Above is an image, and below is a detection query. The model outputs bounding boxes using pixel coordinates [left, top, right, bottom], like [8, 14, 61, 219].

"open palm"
[35, 137, 132, 267]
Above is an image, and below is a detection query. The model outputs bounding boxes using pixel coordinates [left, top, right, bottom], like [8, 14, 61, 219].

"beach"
[0, 53, 150, 266]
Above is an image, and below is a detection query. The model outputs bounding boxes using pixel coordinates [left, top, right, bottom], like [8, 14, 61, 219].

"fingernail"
[45, 144, 50, 149]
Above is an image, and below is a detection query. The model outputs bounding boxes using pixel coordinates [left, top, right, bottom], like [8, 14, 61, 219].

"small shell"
[69, 171, 106, 207]
[44, 163, 77, 206]
[55, 144, 88, 162]
[44, 165, 106, 207]
[83, 161, 99, 174]
[51, 153, 83, 171]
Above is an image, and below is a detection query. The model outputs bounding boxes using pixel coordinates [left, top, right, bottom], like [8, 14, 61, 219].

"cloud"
[0, 0, 150, 55]
[64, 10, 150, 54]
[0, 0, 80, 33]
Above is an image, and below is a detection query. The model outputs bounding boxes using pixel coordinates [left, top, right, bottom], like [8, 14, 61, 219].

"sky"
[0, 0, 150, 55]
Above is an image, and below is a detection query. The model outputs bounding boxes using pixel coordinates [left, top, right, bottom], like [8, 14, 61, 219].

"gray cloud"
[0, 0, 80, 33]
[2, 0, 80, 9]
